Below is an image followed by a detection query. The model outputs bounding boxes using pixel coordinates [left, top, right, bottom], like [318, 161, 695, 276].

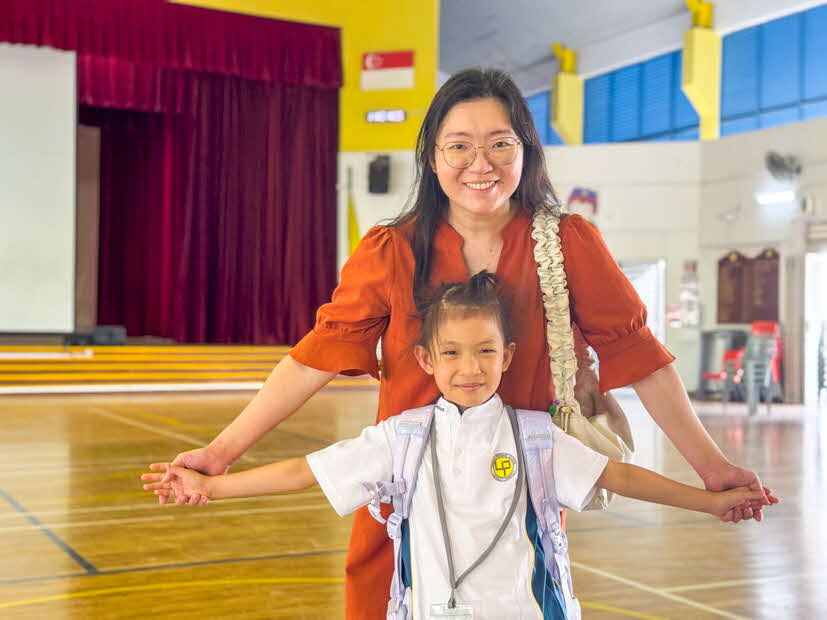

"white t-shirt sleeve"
[306, 418, 395, 517]
[551, 426, 610, 512]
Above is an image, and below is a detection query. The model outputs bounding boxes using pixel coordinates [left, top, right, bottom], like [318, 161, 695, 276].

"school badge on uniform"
[490, 453, 517, 481]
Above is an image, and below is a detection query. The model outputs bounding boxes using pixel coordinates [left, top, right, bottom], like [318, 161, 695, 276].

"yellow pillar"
[550, 43, 583, 145]
[682, 1, 721, 140]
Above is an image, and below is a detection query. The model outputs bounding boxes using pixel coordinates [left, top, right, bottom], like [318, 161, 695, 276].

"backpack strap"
[364, 404, 435, 620]
[515, 408, 580, 620]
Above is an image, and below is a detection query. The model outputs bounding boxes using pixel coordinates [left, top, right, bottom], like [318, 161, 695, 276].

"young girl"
[142, 272, 772, 619]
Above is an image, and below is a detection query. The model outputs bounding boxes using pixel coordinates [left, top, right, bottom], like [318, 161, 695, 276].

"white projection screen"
[0, 43, 76, 333]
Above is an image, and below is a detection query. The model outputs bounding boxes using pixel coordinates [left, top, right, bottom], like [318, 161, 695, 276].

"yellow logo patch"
[491, 453, 516, 481]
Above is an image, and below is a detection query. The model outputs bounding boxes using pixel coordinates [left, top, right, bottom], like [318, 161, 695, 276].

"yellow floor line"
[0, 579, 665, 618]
[0, 578, 345, 609]
[581, 601, 670, 619]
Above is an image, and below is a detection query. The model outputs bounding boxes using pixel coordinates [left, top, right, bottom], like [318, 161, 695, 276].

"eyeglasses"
[435, 136, 522, 169]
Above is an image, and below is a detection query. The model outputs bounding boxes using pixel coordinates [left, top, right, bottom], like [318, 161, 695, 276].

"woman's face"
[433, 97, 523, 219]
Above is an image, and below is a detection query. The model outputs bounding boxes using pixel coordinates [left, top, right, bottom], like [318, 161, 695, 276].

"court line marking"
[0, 502, 334, 533]
[0, 488, 97, 575]
[664, 573, 827, 592]
[0, 491, 325, 520]
[580, 601, 668, 620]
[572, 561, 749, 620]
[0, 548, 348, 587]
[84, 407, 256, 464]
[0, 577, 667, 620]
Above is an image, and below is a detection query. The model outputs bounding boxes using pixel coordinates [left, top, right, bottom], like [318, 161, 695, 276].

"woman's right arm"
[162, 226, 396, 505]
[161, 355, 335, 504]
[210, 355, 336, 467]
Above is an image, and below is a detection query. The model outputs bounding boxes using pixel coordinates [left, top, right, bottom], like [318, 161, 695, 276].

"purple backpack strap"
[363, 405, 435, 620]
[515, 408, 581, 620]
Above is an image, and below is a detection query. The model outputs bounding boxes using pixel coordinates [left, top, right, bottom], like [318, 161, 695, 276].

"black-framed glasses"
[435, 136, 522, 169]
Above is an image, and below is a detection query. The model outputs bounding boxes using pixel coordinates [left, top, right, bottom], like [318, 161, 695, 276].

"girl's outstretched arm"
[632, 363, 772, 522]
[596, 460, 777, 520]
[159, 356, 335, 505]
[142, 457, 317, 503]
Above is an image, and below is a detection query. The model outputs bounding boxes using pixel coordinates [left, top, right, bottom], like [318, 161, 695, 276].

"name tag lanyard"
[430, 404, 525, 610]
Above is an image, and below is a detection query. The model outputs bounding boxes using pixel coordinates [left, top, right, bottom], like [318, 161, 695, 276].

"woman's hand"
[701, 464, 779, 522]
[156, 446, 231, 505]
[707, 486, 772, 521]
[142, 463, 212, 505]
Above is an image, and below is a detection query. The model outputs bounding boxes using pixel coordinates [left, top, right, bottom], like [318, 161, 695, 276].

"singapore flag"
[360, 51, 415, 91]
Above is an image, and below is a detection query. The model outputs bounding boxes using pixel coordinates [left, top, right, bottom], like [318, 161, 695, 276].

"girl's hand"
[710, 486, 777, 521]
[157, 446, 232, 506]
[141, 463, 212, 506]
[701, 464, 778, 522]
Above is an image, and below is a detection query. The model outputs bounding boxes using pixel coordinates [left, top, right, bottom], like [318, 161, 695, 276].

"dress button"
[453, 467, 462, 476]
[455, 447, 462, 456]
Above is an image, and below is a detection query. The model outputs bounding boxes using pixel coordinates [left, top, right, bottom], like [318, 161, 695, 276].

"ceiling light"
[755, 190, 796, 206]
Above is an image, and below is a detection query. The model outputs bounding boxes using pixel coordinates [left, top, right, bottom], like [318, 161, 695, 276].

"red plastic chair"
[751, 321, 783, 386]
[703, 348, 744, 402]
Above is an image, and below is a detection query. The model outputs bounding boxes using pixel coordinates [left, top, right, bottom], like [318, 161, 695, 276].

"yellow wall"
[174, 0, 439, 151]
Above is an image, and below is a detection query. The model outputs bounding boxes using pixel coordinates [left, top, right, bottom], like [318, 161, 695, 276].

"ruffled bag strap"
[531, 210, 634, 510]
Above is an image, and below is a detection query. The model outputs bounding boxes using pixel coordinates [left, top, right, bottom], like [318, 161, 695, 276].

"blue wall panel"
[672, 51, 700, 129]
[803, 6, 827, 100]
[760, 14, 801, 109]
[576, 5, 827, 145]
[584, 74, 611, 143]
[671, 126, 699, 141]
[641, 55, 672, 137]
[722, 27, 760, 118]
[802, 99, 827, 119]
[759, 106, 801, 129]
[611, 65, 642, 141]
[526, 91, 550, 143]
[721, 115, 759, 137]
[526, 91, 565, 145]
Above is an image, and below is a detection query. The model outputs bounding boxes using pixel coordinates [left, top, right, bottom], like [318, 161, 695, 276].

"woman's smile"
[464, 180, 498, 192]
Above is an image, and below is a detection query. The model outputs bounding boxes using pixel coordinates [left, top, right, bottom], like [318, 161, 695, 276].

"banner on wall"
[361, 51, 415, 91]
[566, 187, 598, 220]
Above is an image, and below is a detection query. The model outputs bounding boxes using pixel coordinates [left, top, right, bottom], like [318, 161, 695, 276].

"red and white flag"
[360, 51, 415, 91]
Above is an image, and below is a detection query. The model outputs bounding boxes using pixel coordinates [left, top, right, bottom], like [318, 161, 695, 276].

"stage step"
[0, 345, 377, 393]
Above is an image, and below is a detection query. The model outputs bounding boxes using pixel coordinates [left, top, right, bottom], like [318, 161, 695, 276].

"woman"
[163, 69, 769, 619]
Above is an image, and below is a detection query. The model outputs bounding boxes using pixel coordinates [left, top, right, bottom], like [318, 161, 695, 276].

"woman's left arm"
[632, 363, 773, 522]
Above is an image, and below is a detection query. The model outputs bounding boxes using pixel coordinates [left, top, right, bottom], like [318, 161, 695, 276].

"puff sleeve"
[289, 226, 394, 379]
[560, 215, 675, 391]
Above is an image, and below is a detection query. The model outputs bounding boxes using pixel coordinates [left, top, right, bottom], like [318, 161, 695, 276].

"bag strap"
[513, 409, 566, 558]
[514, 407, 579, 615]
[531, 210, 581, 420]
[363, 404, 435, 620]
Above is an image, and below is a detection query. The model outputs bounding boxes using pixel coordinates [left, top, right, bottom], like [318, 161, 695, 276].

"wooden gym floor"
[0, 385, 824, 619]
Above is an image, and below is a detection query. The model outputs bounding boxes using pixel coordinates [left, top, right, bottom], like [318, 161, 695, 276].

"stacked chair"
[742, 321, 784, 415]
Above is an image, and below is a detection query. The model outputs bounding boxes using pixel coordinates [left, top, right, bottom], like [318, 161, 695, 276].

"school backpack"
[363, 404, 580, 620]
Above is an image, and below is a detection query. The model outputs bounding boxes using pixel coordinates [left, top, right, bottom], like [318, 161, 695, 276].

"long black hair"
[390, 68, 562, 310]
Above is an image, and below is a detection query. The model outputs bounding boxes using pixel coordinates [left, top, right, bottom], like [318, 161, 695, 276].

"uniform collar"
[435, 392, 504, 419]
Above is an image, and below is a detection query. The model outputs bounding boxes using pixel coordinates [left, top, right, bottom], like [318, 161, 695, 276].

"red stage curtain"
[0, 0, 341, 87]
[80, 74, 338, 345]
[2, 0, 341, 344]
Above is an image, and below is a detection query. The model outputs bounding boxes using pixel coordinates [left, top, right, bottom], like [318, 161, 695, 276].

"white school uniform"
[306, 393, 608, 620]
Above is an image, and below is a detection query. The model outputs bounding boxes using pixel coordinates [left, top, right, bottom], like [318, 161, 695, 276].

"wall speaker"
[368, 155, 390, 193]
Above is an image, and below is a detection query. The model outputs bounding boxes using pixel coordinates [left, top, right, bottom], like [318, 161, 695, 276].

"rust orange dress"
[290, 212, 674, 619]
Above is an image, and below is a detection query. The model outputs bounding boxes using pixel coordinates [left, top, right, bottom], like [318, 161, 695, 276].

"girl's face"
[432, 97, 523, 220]
[414, 311, 515, 411]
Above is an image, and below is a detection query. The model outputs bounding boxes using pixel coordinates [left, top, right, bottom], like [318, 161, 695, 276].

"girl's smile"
[414, 312, 515, 411]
